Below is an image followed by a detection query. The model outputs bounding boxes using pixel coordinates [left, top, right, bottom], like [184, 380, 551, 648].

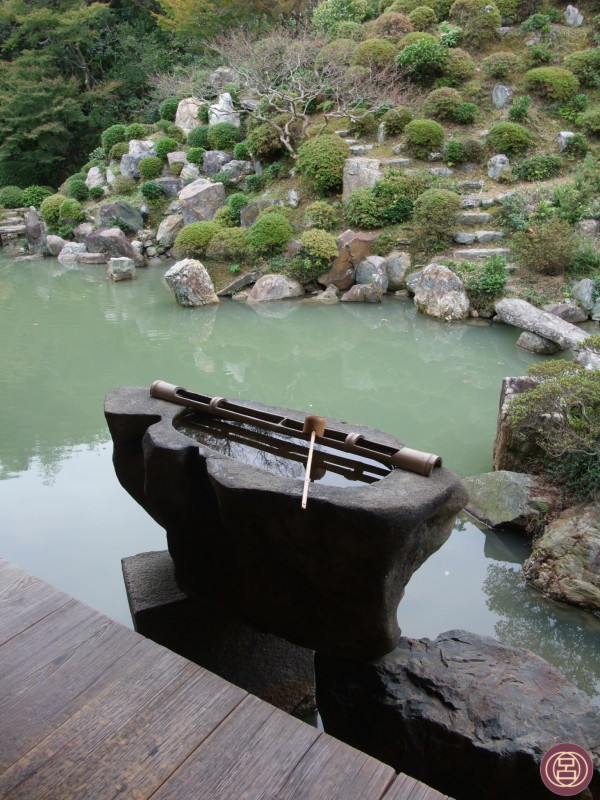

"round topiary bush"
[125, 123, 145, 140]
[350, 38, 398, 68]
[226, 192, 250, 220]
[449, 0, 500, 49]
[246, 115, 301, 161]
[58, 198, 85, 223]
[367, 12, 413, 40]
[101, 125, 127, 152]
[174, 221, 221, 257]
[39, 193, 68, 227]
[344, 187, 385, 227]
[576, 107, 600, 135]
[482, 51, 521, 80]
[66, 180, 88, 201]
[89, 186, 104, 200]
[412, 187, 461, 249]
[443, 47, 476, 84]
[513, 154, 562, 181]
[140, 181, 164, 201]
[110, 141, 130, 160]
[21, 185, 53, 208]
[388, 0, 424, 13]
[159, 97, 180, 122]
[487, 122, 534, 155]
[214, 206, 237, 227]
[524, 67, 579, 102]
[186, 147, 206, 165]
[232, 142, 250, 160]
[397, 31, 436, 48]
[297, 134, 350, 193]
[422, 87, 463, 119]
[0, 185, 23, 208]
[247, 213, 294, 255]
[187, 125, 210, 148]
[315, 38, 359, 70]
[404, 118, 445, 156]
[461, 137, 485, 162]
[299, 229, 339, 262]
[408, 5, 437, 30]
[563, 49, 600, 88]
[206, 227, 249, 261]
[166, 124, 185, 142]
[305, 200, 339, 230]
[383, 105, 413, 134]
[511, 217, 576, 275]
[156, 137, 179, 161]
[396, 36, 448, 81]
[330, 19, 367, 39]
[112, 175, 136, 195]
[207, 122, 240, 152]
[138, 156, 164, 181]
[312, 0, 370, 32]
[453, 102, 477, 124]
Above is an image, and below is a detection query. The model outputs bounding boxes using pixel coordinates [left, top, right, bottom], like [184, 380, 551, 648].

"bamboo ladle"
[301, 414, 327, 509]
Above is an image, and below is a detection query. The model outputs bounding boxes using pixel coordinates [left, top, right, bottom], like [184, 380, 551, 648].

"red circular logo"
[540, 743, 594, 796]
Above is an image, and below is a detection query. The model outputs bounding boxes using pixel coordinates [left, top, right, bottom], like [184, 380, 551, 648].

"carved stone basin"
[105, 386, 468, 658]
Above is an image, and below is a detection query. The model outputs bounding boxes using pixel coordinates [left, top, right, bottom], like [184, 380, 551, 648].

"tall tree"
[153, 0, 284, 43]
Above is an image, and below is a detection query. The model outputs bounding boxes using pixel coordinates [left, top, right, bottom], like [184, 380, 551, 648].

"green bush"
[396, 36, 448, 81]
[159, 97, 180, 122]
[65, 180, 88, 201]
[247, 213, 293, 255]
[305, 200, 339, 230]
[520, 12, 550, 30]
[0, 185, 23, 208]
[109, 142, 130, 160]
[125, 123, 145, 140]
[247, 117, 294, 161]
[138, 156, 164, 181]
[377, 169, 428, 198]
[245, 173, 268, 192]
[461, 137, 485, 162]
[524, 67, 579, 102]
[297, 134, 350, 193]
[312, 0, 370, 32]
[89, 186, 104, 200]
[444, 139, 465, 164]
[140, 181, 164, 200]
[442, 47, 476, 84]
[349, 112, 378, 137]
[213, 206, 238, 227]
[525, 44, 553, 69]
[207, 122, 240, 152]
[58, 198, 85, 223]
[112, 175, 136, 195]
[187, 126, 210, 148]
[101, 125, 127, 152]
[423, 87, 462, 119]
[331, 19, 367, 38]
[438, 21, 462, 46]
[368, 12, 414, 39]
[513, 154, 562, 181]
[186, 148, 205, 165]
[351, 37, 398, 68]
[166, 124, 185, 142]
[383, 105, 413, 134]
[576, 107, 600, 136]
[453, 102, 477, 123]
[511, 217, 576, 275]
[211, 171, 233, 188]
[482, 51, 520, 80]
[558, 94, 590, 123]
[197, 104, 210, 124]
[454, 254, 508, 311]
[508, 96, 531, 123]
[170, 162, 184, 176]
[487, 122, 534, 156]
[449, 0, 499, 48]
[344, 187, 385, 227]
[206, 227, 249, 261]
[21, 186, 53, 207]
[397, 31, 435, 48]
[316, 38, 359, 69]
[174, 221, 221, 257]
[232, 142, 250, 161]
[227, 192, 250, 221]
[156, 137, 179, 161]
[299, 229, 339, 262]
[409, 5, 437, 29]
[39, 193, 67, 227]
[388, 0, 425, 13]
[564, 132, 589, 160]
[568, 240, 600, 277]
[563, 49, 600, 88]
[404, 118, 445, 156]
[412, 187, 461, 249]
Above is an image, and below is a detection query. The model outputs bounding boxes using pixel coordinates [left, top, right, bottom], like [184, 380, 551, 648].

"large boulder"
[543, 301, 589, 324]
[85, 166, 105, 190]
[203, 150, 233, 177]
[340, 284, 382, 303]
[319, 229, 378, 290]
[523, 500, 600, 611]
[73, 222, 95, 243]
[85, 226, 145, 267]
[96, 200, 143, 234]
[354, 255, 388, 301]
[494, 298, 589, 349]
[175, 97, 203, 134]
[25, 207, 46, 255]
[384, 251, 411, 291]
[493, 376, 543, 471]
[487, 153, 510, 180]
[342, 157, 384, 202]
[154, 176, 182, 198]
[492, 84, 513, 108]
[180, 163, 200, 186]
[571, 277, 600, 320]
[156, 214, 184, 249]
[120, 140, 157, 179]
[210, 67, 237, 91]
[220, 160, 254, 182]
[108, 256, 136, 282]
[46, 235, 69, 256]
[246, 274, 304, 303]
[178, 178, 226, 225]
[208, 92, 240, 127]
[164, 258, 219, 307]
[57, 242, 86, 263]
[412, 264, 470, 321]
[516, 331, 562, 354]
[565, 3, 584, 25]
[316, 630, 600, 800]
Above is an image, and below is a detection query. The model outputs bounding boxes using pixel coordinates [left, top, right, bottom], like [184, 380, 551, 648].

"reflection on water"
[0, 256, 598, 703]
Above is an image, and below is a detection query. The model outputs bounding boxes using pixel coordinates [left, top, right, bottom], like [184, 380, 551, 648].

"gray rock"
[570, 277, 595, 312]
[556, 130, 575, 152]
[75, 252, 109, 264]
[105, 168, 117, 187]
[178, 178, 226, 225]
[120, 152, 155, 180]
[175, 97, 203, 134]
[457, 211, 493, 225]
[493, 376, 543, 471]
[108, 256, 136, 282]
[380, 157, 412, 168]
[154, 176, 182, 199]
[128, 139, 156, 156]
[487, 153, 510, 180]
[494, 298, 589, 350]
[340, 284, 383, 303]
[427, 151, 442, 161]
[404, 269, 423, 295]
[46, 235, 69, 256]
[355, 255, 388, 292]
[25, 207, 46, 255]
[217, 270, 262, 297]
[131, 240, 143, 254]
[246, 274, 304, 303]
[475, 230, 504, 243]
[85, 227, 145, 267]
[315, 630, 600, 800]
[454, 248, 510, 259]
[208, 92, 240, 127]
[167, 151, 187, 166]
[57, 242, 86, 263]
[516, 331, 562, 353]
[97, 200, 143, 234]
[73, 222, 94, 243]
[461, 193, 486, 208]
[564, 4, 584, 25]
[164, 258, 219, 306]
[460, 180, 485, 192]
[524, 500, 600, 610]
[492, 84, 513, 109]
[575, 218, 599, 238]
[203, 150, 233, 177]
[428, 166, 454, 177]
[383, 251, 411, 291]
[335, 129, 350, 137]
[575, 349, 600, 370]
[342, 157, 384, 202]
[377, 121, 386, 144]
[240, 199, 284, 228]
[156, 215, 184, 249]
[455, 232, 476, 244]
[412, 264, 470, 321]
[85, 166, 104, 190]
[543, 302, 589, 324]
[220, 159, 254, 181]
[319, 229, 377, 290]
[210, 67, 237, 91]
[349, 144, 374, 156]
[180, 163, 200, 186]
[286, 189, 301, 208]
[464, 470, 560, 531]
[309, 284, 340, 304]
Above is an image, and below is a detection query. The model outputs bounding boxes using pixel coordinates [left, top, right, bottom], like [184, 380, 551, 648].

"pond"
[1, 255, 598, 703]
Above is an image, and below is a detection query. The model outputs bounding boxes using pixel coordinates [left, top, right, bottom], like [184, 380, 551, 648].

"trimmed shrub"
[482, 51, 520, 80]
[513, 154, 562, 181]
[89, 186, 104, 200]
[245, 173, 268, 192]
[170, 162, 184, 177]
[368, 12, 413, 40]
[156, 137, 179, 161]
[383, 106, 413, 134]
[377, 169, 429, 198]
[351, 37, 398, 68]
[101, 125, 127, 151]
[525, 44, 553, 69]
[305, 200, 339, 230]
[413, 187, 461, 249]
[409, 5, 437, 29]
[453, 102, 477, 124]
[558, 94, 591, 124]
[65, 180, 88, 201]
[423, 87, 462, 119]
[563, 49, 600, 88]
[388, 0, 424, 13]
[444, 139, 465, 164]
[397, 31, 435, 48]
[299, 229, 339, 262]
[206, 227, 249, 261]
[316, 38, 359, 69]
[207, 122, 240, 152]
[454, 254, 507, 312]
[140, 181, 164, 200]
[396, 37, 448, 81]
[227, 192, 250, 221]
[213, 207, 238, 227]
[524, 67, 579, 102]
[39, 193, 67, 227]
[112, 175, 136, 195]
[576, 107, 600, 136]
[125, 123, 145, 140]
[461, 137, 485, 162]
[187, 125, 210, 148]
[21, 186, 53, 207]
[512, 217, 577, 275]
[312, 0, 370, 31]
[0, 185, 23, 208]
[487, 122, 534, 156]
[211, 171, 233, 188]
[138, 156, 164, 181]
[443, 47, 476, 84]
[174, 221, 221, 257]
[187, 147, 206, 165]
[247, 119, 289, 161]
[344, 187, 385, 227]
[297, 134, 350, 193]
[330, 20, 367, 39]
[404, 118, 445, 156]
[508, 96, 531, 123]
[166, 124, 185, 142]
[564, 133, 589, 160]
[197, 104, 210, 124]
[110, 142, 130, 160]
[349, 112, 378, 137]
[159, 97, 180, 122]
[58, 198, 85, 223]
[449, 0, 500, 49]
[233, 142, 250, 160]
[247, 213, 293, 255]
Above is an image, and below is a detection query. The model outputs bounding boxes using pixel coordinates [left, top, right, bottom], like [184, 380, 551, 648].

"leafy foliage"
[140, 181, 164, 200]
[156, 137, 179, 161]
[396, 36, 448, 81]
[299, 229, 338, 262]
[206, 227, 249, 261]
[383, 105, 413, 134]
[247, 212, 293, 255]
[449, 0, 500, 49]
[174, 221, 221, 256]
[524, 67, 579, 102]
[66, 179, 88, 200]
[159, 97, 180, 121]
[511, 217, 577, 275]
[508, 96, 531, 123]
[21, 185, 53, 207]
[139, 157, 164, 181]
[187, 126, 211, 148]
[39, 193, 68, 227]
[482, 51, 520, 79]
[207, 122, 240, 151]
[305, 201, 339, 230]
[58, 197, 85, 222]
[513, 155, 562, 181]
[404, 118, 445, 156]
[412, 187, 461, 250]
[351, 37, 398, 68]
[0, 185, 23, 208]
[487, 122, 534, 156]
[297, 134, 349, 193]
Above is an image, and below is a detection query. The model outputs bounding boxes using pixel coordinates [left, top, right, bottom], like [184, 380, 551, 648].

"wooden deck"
[0, 558, 451, 800]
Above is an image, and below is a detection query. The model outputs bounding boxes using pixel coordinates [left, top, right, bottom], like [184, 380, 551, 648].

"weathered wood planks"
[0, 558, 450, 800]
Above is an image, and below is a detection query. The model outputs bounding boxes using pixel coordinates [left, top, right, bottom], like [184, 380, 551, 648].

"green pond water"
[1, 255, 598, 703]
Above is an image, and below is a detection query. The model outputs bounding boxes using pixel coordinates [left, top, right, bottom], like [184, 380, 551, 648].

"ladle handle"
[301, 431, 317, 511]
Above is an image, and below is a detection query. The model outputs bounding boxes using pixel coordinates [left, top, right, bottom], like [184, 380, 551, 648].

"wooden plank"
[275, 731, 396, 800]
[151, 695, 320, 800]
[383, 773, 450, 800]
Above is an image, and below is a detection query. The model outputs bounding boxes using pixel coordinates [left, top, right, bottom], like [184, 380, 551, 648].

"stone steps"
[452, 247, 510, 260]
[457, 211, 494, 226]
[461, 192, 514, 209]
[0, 224, 26, 235]
[454, 231, 504, 245]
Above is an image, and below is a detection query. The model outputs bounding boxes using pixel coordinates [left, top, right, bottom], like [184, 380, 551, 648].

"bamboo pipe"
[301, 415, 327, 510]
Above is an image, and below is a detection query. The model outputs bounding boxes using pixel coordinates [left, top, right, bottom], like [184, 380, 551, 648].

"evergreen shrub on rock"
[227, 193, 250, 221]
[423, 87, 462, 119]
[305, 201, 339, 229]
[513, 154, 562, 181]
[110, 142, 130, 160]
[156, 137, 179, 161]
[213, 207, 237, 227]
[58, 198, 85, 223]
[482, 51, 520, 79]
[443, 48, 476, 84]
[21, 186, 53, 207]
[299, 229, 339, 262]
[67, 180, 89, 201]
[409, 6, 437, 29]
[125, 123, 145, 140]
[383, 105, 413, 134]
[351, 38, 398, 68]
[0, 185, 23, 208]
[449, 0, 500, 49]
[138, 156, 163, 181]
[159, 97, 179, 121]
[187, 148, 206, 165]
[368, 12, 414, 39]
[233, 142, 250, 160]
[316, 38, 359, 69]
[140, 181, 164, 201]
[187, 126, 210, 148]
[89, 186, 104, 200]
[412, 188, 461, 249]
[40, 193, 67, 227]
[345, 187, 385, 227]
[454, 254, 508, 311]
[247, 213, 294, 255]
[206, 227, 249, 260]
[207, 122, 240, 152]
[404, 118, 445, 156]
[112, 175, 136, 195]
[487, 122, 534, 155]
[101, 125, 127, 151]
[297, 135, 349, 193]
[524, 67, 579, 102]
[174, 222, 221, 257]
